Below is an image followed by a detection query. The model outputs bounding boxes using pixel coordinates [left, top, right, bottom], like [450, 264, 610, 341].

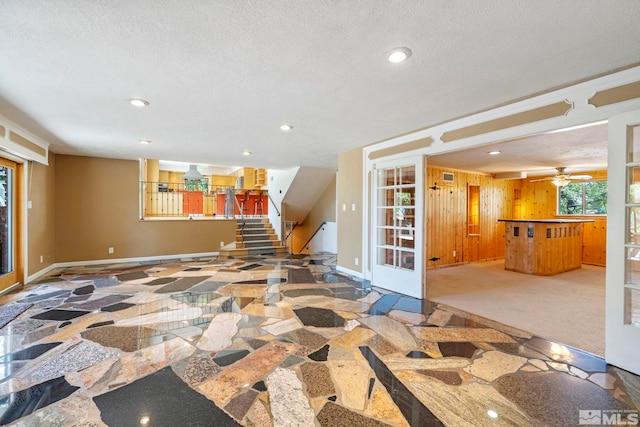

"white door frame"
[606, 109, 640, 374]
[370, 155, 425, 298]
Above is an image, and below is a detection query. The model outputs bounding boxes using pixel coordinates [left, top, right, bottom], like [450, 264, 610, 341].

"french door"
[607, 109, 640, 375]
[372, 155, 425, 298]
[0, 158, 19, 292]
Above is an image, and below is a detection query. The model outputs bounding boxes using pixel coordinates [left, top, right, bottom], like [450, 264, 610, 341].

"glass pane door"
[0, 158, 17, 292]
[376, 165, 416, 271]
[371, 155, 424, 299]
[625, 125, 640, 326]
[607, 109, 640, 376]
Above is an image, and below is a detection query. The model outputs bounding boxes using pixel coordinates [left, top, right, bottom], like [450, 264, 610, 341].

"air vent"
[442, 172, 454, 184]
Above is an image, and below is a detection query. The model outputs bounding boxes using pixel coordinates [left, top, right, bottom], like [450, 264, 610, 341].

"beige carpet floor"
[427, 260, 605, 357]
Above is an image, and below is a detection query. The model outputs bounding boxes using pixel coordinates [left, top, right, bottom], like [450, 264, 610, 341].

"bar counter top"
[498, 218, 594, 223]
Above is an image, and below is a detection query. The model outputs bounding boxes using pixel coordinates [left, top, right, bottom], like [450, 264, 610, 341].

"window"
[467, 184, 480, 235]
[558, 181, 607, 215]
[184, 178, 208, 192]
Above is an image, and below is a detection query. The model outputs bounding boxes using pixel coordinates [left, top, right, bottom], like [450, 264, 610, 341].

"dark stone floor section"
[238, 263, 262, 271]
[0, 342, 61, 362]
[438, 342, 479, 358]
[406, 351, 431, 359]
[31, 309, 89, 321]
[494, 371, 632, 426]
[317, 402, 392, 427]
[225, 389, 258, 421]
[81, 326, 170, 352]
[144, 277, 177, 286]
[93, 366, 240, 427]
[213, 349, 250, 367]
[72, 285, 95, 295]
[308, 344, 330, 362]
[294, 307, 345, 327]
[359, 346, 444, 426]
[20, 290, 70, 304]
[0, 376, 79, 425]
[73, 295, 131, 311]
[101, 302, 135, 312]
[115, 271, 149, 281]
[287, 268, 317, 283]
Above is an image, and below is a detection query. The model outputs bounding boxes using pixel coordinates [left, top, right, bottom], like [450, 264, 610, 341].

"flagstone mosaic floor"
[0, 253, 638, 426]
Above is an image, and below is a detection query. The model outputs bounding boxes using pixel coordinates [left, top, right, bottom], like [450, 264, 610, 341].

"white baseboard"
[25, 251, 220, 284]
[0, 281, 24, 297]
[336, 265, 364, 279]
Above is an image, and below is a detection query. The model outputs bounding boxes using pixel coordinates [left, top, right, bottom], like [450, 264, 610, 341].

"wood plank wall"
[425, 166, 607, 269]
[426, 165, 517, 269]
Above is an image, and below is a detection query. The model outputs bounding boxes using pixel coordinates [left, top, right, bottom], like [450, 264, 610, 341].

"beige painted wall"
[336, 147, 363, 273]
[292, 174, 336, 253]
[27, 153, 56, 277]
[54, 155, 236, 263]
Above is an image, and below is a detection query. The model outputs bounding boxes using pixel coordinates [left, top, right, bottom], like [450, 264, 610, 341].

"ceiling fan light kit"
[529, 166, 592, 186]
[552, 177, 570, 187]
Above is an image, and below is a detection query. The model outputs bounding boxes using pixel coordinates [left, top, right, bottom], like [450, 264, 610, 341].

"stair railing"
[234, 193, 245, 221]
[268, 193, 281, 217]
[282, 220, 298, 255]
[297, 221, 327, 254]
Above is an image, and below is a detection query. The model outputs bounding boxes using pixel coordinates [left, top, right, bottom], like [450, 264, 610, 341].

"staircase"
[218, 218, 288, 258]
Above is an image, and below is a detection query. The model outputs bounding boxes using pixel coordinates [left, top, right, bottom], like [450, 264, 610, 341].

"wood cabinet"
[254, 168, 267, 187]
[499, 219, 593, 275]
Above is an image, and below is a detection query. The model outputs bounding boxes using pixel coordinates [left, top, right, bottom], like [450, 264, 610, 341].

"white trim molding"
[336, 265, 364, 279]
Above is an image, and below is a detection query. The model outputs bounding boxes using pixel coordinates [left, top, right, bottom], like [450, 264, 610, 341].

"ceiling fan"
[529, 167, 592, 187]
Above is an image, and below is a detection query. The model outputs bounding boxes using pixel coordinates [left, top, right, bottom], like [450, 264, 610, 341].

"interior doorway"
[424, 121, 608, 356]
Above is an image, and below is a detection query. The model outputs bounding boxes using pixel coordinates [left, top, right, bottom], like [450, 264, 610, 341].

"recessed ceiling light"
[129, 98, 149, 107]
[280, 124, 293, 131]
[387, 47, 412, 63]
[488, 150, 501, 155]
[242, 150, 252, 156]
[139, 139, 152, 144]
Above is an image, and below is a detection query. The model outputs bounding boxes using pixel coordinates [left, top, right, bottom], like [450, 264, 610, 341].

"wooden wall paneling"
[426, 165, 514, 270]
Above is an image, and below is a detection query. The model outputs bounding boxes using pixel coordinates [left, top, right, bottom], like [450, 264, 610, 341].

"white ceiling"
[0, 1, 639, 170]
[429, 122, 609, 177]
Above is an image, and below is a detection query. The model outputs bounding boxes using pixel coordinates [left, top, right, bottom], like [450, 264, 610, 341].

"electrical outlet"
[351, 203, 356, 211]
[40, 255, 44, 263]
[453, 250, 457, 257]
[108, 247, 114, 254]
[220, 241, 224, 247]
[342, 204, 346, 211]
[355, 257, 359, 266]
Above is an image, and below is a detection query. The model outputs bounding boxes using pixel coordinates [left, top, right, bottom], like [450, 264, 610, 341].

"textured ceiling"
[429, 122, 609, 177]
[0, 1, 639, 170]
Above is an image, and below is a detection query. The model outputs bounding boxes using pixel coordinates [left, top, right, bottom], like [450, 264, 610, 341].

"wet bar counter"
[498, 219, 594, 275]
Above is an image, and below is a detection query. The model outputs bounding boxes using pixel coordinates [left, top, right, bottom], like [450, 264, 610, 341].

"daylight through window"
[558, 181, 607, 215]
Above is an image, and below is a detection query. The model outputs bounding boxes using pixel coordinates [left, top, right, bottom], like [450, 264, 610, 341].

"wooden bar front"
[499, 219, 592, 275]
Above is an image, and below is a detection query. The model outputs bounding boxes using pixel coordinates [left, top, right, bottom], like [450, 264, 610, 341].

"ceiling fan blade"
[529, 177, 554, 183]
[569, 175, 593, 180]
